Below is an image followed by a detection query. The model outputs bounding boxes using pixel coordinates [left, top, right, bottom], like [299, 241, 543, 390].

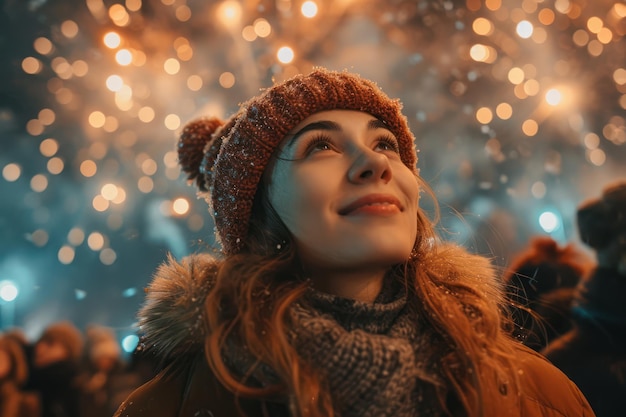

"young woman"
[115, 68, 595, 417]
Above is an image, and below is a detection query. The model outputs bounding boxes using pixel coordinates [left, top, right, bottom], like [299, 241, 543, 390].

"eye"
[303, 134, 336, 156]
[375, 135, 400, 154]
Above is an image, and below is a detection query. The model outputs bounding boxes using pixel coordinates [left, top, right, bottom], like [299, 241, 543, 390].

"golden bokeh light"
[103, 31, 121, 48]
[476, 107, 494, 124]
[34, 37, 53, 55]
[40, 138, 59, 157]
[219, 72, 235, 88]
[68, 227, 85, 246]
[22, 57, 42, 74]
[61, 20, 79, 38]
[472, 18, 494, 36]
[80, 160, 98, 177]
[277, 46, 295, 64]
[58, 245, 75, 265]
[172, 197, 190, 215]
[87, 232, 105, 251]
[30, 174, 48, 192]
[2, 163, 21, 182]
[496, 103, 513, 120]
[301, 1, 318, 18]
[522, 119, 539, 136]
[116, 49, 133, 65]
[47, 157, 64, 175]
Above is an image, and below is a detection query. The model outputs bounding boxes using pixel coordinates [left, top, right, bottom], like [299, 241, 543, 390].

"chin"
[376, 240, 414, 258]
[361, 247, 412, 266]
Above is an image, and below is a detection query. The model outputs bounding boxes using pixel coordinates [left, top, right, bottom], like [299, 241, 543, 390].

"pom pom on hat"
[177, 67, 418, 255]
[577, 180, 626, 249]
[178, 117, 225, 192]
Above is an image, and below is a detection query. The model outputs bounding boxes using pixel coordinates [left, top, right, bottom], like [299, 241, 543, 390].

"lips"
[338, 194, 403, 215]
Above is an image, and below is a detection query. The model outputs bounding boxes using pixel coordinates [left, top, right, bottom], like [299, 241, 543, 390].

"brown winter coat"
[114, 253, 595, 417]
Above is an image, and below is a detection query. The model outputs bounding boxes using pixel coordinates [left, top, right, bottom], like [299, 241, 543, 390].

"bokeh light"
[0, 281, 19, 302]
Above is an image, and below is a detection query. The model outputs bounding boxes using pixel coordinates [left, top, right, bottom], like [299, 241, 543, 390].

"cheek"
[267, 167, 304, 231]
[397, 170, 420, 205]
[270, 181, 320, 231]
[400, 173, 420, 237]
[268, 170, 328, 240]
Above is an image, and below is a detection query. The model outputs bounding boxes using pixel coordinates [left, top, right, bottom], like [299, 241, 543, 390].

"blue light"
[0, 281, 18, 302]
[538, 211, 561, 233]
[122, 287, 137, 297]
[122, 334, 140, 353]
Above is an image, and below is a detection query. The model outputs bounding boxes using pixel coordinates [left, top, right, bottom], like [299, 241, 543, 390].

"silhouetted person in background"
[78, 325, 126, 417]
[0, 333, 41, 417]
[504, 236, 592, 351]
[25, 321, 85, 417]
[543, 180, 626, 417]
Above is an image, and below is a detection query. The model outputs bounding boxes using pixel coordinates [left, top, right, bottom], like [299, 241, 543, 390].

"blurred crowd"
[504, 180, 626, 417]
[0, 322, 159, 417]
[1, 180, 625, 417]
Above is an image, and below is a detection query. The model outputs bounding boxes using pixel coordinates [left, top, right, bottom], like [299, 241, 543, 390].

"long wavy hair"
[205, 169, 519, 416]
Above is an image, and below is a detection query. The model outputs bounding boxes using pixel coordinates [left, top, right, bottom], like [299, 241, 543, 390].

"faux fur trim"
[137, 244, 501, 360]
[426, 243, 502, 294]
[138, 253, 218, 359]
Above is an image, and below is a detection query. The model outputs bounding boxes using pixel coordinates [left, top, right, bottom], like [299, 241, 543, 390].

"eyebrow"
[285, 118, 392, 148]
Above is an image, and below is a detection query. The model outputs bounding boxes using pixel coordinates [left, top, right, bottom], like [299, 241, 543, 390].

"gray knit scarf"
[228, 279, 447, 417]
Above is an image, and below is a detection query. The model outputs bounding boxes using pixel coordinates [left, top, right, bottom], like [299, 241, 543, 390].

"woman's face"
[268, 110, 419, 276]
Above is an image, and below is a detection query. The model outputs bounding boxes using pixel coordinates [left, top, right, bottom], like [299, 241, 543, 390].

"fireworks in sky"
[0, 0, 624, 342]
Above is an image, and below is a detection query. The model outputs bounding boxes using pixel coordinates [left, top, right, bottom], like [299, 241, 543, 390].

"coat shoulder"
[114, 355, 284, 417]
[515, 344, 596, 417]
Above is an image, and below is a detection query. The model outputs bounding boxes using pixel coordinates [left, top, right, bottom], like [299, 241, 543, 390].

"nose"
[347, 148, 392, 184]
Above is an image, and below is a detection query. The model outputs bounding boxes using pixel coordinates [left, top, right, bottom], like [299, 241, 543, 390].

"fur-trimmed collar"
[137, 244, 500, 361]
[138, 253, 218, 360]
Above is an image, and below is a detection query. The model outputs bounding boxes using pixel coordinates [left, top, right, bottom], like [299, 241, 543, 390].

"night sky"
[1, 0, 625, 347]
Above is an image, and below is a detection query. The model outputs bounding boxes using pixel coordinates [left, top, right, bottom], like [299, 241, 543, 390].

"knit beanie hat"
[577, 180, 626, 249]
[39, 321, 84, 362]
[178, 68, 418, 255]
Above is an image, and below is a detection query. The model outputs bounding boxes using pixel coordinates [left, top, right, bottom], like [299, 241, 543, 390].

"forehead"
[286, 109, 382, 135]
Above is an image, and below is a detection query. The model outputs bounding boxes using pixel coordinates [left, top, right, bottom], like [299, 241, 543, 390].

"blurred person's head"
[0, 335, 29, 385]
[85, 325, 121, 372]
[33, 321, 84, 368]
[577, 180, 626, 274]
[504, 236, 592, 350]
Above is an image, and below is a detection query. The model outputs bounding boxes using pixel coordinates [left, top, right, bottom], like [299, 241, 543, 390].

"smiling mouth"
[342, 202, 401, 216]
[338, 195, 403, 216]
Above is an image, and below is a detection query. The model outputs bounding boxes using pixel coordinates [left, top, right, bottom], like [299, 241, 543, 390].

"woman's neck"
[309, 268, 386, 303]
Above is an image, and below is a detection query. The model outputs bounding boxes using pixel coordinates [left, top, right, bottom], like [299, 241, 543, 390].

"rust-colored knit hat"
[178, 68, 417, 255]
